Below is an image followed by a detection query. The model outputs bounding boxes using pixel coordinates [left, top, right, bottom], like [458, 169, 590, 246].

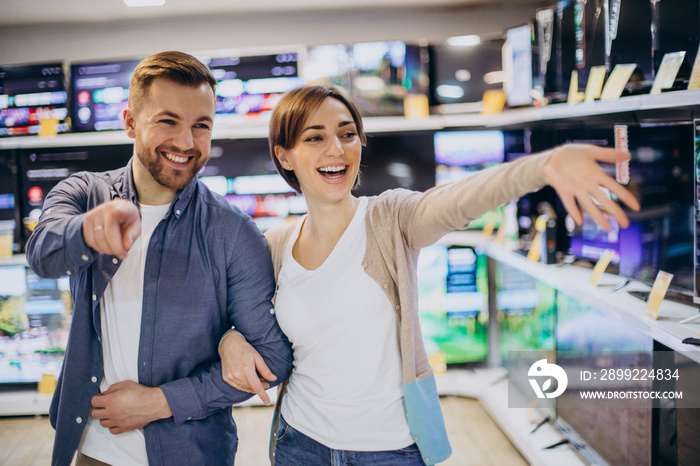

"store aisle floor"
[0, 396, 527, 466]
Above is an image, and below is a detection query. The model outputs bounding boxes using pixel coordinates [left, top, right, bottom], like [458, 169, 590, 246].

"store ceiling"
[3, 0, 548, 26]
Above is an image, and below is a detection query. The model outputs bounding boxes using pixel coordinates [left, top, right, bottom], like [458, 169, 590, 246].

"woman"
[219, 84, 639, 465]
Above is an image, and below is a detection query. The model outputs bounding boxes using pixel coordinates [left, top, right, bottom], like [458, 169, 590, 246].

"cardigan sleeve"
[392, 151, 551, 249]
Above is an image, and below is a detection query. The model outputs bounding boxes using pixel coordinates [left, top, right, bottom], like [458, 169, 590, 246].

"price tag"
[584, 66, 607, 102]
[600, 64, 637, 101]
[651, 52, 686, 95]
[688, 48, 700, 90]
[589, 249, 615, 286]
[614, 125, 629, 184]
[645, 271, 674, 320]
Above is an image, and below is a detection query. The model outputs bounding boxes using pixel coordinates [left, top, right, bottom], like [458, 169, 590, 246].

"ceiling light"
[123, 0, 165, 7]
[445, 35, 481, 47]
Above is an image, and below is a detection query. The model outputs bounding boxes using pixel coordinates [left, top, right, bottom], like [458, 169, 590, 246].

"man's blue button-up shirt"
[26, 160, 293, 466]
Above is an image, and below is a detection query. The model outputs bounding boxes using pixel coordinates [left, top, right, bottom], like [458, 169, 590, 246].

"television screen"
[607, 0, 654, 88]
[201, 52, 304, 124]
[0, 62, 69, 137]
[533, 4, 566, 101]
[497, 261, 556, 415]
[695, 119, 700, 304]
[417, 244, 488, 365]
[353, 131, 435, 196]
[349, 41, 413, 116]
[555, 293, 653, 466]
[18, 144, 133, 245]
[504, 23, 534, 108]
[303, 44, 352, 88]
[428, 37, 505, 110]
[71, 58, 141, 132]
[0, 149, 20, 253]
[199, 138, 306, 232]
[0, 263, 71, 384]
[434, 130, 505, 229]
[652, 0, 700, 84]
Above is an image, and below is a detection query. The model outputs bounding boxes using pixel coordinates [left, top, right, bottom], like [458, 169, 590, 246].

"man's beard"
[135, 141, 203, 191]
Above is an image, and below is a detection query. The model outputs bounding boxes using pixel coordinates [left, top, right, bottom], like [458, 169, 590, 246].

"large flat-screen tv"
[347, 41, 430, 117]
[200, 51, 304, 124]
[428, 37, 505, 112]
[434, 130, 505, 229]
[198, 138, 306, 232]
[0, 149, 20, 253]
[70, 58, 142, 132]
[0, 263, 71, 385]
[417, 244, 488, 365]
[555, 293, 654, 465]
[0, 62, 69, 137]
[497, 261, 557, 415]
[17, 144, 133, 247]
[354, 131, 436, 196]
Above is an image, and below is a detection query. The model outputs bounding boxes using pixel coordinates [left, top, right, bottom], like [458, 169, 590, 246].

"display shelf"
[0, 390, 52, 416]
[0, 253, 28, 267]
[475, 240, 700, 364]
[3, 89, 700, 150]
[436, 368, 586, 466]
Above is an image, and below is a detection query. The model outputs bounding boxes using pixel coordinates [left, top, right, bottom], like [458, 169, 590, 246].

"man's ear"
[123, 108, 135, 138]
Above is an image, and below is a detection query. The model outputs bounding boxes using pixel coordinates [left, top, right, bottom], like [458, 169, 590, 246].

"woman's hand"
[542, 144, 641, 230]
[219, 330, 277, 405]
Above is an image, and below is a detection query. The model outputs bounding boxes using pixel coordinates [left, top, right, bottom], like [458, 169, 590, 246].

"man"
[26, 51, 293, 466]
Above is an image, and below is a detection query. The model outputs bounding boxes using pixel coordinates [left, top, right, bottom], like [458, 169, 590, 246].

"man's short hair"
[129, 51, 217, 113]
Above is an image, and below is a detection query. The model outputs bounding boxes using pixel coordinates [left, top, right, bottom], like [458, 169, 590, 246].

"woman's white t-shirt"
[79, 202, 170, 466]
[275, 197, 413, 451]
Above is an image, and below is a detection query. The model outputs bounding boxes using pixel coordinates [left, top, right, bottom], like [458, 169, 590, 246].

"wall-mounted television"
[354, 131, 436, 196]
[0, 149, 20, 253]
[0, 263, 71, 385]
[417, 244, 488, 365]
[17, 144, 133, 246]
[0, 62, 69, 137]
[70, 58, 141, 132]
[434, 130, 505, 229]
[199, 138, 306, 232]
[200, 51, 304, 124]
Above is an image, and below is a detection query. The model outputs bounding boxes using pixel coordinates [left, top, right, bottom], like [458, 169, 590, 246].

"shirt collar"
[114, 157, 198, 219]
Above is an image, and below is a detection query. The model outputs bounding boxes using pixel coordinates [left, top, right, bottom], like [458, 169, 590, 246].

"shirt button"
[66, 270, 72, 276]
[382, 283, 388, 289]
[362, 263, 368, 268]
[414, 436, 419, 441]
[424, 458, 430, 463]
[112, 258, 118, 264]
[92, 295, 97, 301]
[270, 308, 275, 315]
[76, 417, 83, 424]
[91, 376, 98, 383]
[395, 305, 401, 311]
[176, 209, 181, 215]
[81, 254, 89, 261]
[187, 416, 192, 420]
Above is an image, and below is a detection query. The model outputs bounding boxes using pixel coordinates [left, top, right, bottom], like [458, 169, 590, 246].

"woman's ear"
[275, 146, 291, 170]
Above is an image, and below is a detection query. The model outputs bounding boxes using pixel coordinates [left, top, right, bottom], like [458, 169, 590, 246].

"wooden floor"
[0, 396, 527, 466]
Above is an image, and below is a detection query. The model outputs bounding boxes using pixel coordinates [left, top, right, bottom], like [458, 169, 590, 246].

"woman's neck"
[303, 195, 359, 243]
